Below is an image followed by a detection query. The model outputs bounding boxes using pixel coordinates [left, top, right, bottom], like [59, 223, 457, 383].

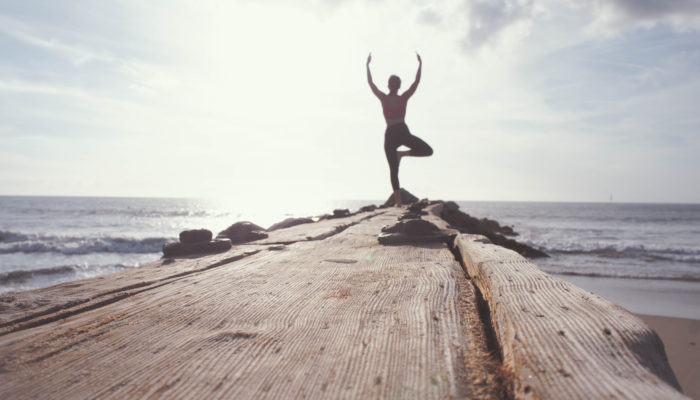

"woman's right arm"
[367, 53, 383, 99]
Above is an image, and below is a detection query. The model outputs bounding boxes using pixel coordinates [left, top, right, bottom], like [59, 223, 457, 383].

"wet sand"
[554, 274, 700, 320]
[637, 314, 700, 400]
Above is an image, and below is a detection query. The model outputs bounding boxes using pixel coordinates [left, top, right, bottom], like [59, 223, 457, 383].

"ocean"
[1, 196, 699, 307]
[456, 201, 700, 283]
[0, 196, 361, 294]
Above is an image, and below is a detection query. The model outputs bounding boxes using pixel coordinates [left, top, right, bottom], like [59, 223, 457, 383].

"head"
[388, 75, 401, 92]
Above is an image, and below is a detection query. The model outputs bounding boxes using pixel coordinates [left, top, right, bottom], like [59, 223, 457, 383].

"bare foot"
[393, 189, 403, 207]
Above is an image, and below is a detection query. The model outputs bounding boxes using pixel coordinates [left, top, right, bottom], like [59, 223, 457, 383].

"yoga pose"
[367, 52, 433, 206]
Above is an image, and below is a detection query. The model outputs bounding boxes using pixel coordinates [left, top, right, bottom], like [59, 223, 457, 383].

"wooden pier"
[0, 204, 688, 399]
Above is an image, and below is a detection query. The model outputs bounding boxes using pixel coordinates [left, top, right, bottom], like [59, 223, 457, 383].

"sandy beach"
[638, 314, 700, 399]
[555, 275, 700, 320]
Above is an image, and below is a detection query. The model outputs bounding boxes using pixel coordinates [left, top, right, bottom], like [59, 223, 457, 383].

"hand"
[416, 52, 422, 64]
[367, 52, 372, 65]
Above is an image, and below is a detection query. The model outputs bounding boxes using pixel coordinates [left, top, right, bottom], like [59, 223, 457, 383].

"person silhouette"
[367, 52, 433, 206]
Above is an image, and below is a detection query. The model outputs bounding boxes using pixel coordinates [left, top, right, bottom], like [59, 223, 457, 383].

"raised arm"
[366, 53, 384, 99]
[402, 53, 422, 99]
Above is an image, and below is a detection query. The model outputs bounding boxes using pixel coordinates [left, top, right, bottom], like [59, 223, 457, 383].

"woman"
[367, 52, 433, 206]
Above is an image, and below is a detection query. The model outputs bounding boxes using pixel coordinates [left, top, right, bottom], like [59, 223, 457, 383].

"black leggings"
[384, 122, 433, 191]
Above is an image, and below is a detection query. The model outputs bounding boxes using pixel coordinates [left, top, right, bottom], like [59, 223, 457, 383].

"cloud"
[1, 1, 699, 201]
[574, 0, 700, 33]
[589, 0, 700, 19]
[456, 0, 700, 51]
[460, 0, 536, 50]
[418, 8, 442, 26]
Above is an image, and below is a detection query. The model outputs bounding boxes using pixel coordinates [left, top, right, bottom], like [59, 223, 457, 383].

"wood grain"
[0, 210, 385, 328]
[454, 234, 688, 399]
[0, 209, 496, 399]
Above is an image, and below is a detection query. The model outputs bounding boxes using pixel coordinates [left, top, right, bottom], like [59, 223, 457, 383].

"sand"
[638, 314, 700, 399]
[555, 274, 700, 320]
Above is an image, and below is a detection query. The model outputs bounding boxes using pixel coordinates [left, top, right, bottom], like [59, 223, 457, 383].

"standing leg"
[393, 132, 432, 205]
[384, 132, 403, 206]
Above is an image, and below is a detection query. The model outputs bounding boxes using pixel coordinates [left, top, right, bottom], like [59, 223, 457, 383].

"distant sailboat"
[610, 194, 613, 202]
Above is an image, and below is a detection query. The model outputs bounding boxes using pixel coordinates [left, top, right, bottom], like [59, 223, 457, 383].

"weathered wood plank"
[0, 210, 385, 329]
[0, 210, 496, 399]
[253, 210, 386, 244]
[0, 247, 265, 329]
[454, 234, 688, 399]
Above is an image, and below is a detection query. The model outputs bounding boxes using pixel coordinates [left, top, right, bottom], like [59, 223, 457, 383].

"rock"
[399, 212, 423, 220]
[378, 218, 446, 245]
[408, 199, 430, 213]
[479, 217, 516, 236]
[162, 239, 232, 257]
[267, 217, 314, 231]
[438, 202, 547, 258]
[378, 232, 446, 245]
[487, 235, 548, 258]
[179, 229, 213, 244]
[318, 209, 352, 220]
[359, 204, 377, 212]
[216, 221, 268, 244]
[380, 219, 440, 235]
[443, 201, 460, 213]
[381, 224, 400, 234]
[333, 209, 351, 218]
[383, 188, 420, 207]
[440, 205, 517, 237]
[403, 219, 440, 235]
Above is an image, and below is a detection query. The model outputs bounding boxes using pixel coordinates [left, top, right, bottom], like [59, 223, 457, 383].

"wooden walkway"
[0, 205, 688, 399]
[0, 208, 499, 399]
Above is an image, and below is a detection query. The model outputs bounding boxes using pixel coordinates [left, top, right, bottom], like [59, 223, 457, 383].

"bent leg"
[404, 133, 433, 157]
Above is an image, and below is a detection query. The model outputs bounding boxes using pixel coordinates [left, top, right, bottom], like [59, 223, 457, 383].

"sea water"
[1, 197, 699, 302]
[457, 201, 700, 282]
[0, 196, 362, 294]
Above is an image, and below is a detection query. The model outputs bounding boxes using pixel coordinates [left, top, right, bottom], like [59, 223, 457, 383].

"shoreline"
[554, 273, 700, 320]
[637, 314, 700, 399]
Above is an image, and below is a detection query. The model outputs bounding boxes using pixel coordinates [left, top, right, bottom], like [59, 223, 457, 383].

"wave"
[547, 249, 700, 263]
[0, 230, 33, 243]
[0, 264, 130, 285]
[0, 232, 170, 255]
[14, 207, 222, 219]
[80, 208, 216, 218]
[532, 242, 700, 264]
[547, 269, 700, 283]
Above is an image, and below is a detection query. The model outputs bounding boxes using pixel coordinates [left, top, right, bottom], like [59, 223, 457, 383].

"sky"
[1, 0, 699, 204]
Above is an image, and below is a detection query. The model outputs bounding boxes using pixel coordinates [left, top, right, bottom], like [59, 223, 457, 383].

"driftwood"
[0, 208, 501, 399]
[0, 210, 385, 328]
[453, 234, 688, 399]
[0, 204, 686, 399]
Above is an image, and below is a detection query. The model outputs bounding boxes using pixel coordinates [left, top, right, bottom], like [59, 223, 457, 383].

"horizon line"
[0, 193, 698, 206]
